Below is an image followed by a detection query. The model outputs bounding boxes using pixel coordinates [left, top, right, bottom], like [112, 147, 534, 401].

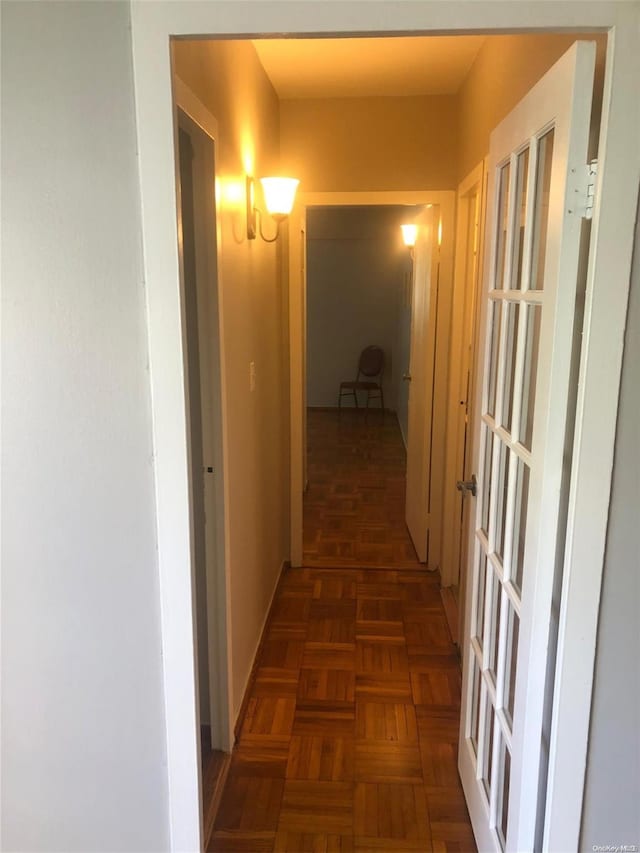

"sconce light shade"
[400, 223, 418, 248]
[260, 177, 300, 220]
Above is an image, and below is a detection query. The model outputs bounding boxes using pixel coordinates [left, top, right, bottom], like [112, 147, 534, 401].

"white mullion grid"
[503, 578, 522, 620]
[497, 707, 514, 753]
[483, 420, 533, 469]
[520, 135, 539, 294]
[476, 527, 490, 555]
[489, 289, 543, 305]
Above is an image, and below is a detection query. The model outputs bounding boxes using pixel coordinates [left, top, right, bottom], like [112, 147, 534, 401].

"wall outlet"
[249, 361, 256, 392]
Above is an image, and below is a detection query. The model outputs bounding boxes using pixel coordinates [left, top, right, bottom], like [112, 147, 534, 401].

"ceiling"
[252, 35, 486, 99]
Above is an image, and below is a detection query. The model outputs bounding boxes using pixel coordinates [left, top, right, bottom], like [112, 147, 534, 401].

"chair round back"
[358, 346, 384, 378]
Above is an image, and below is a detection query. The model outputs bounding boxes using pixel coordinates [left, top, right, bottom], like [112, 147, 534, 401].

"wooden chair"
[338, 345, 385, 413]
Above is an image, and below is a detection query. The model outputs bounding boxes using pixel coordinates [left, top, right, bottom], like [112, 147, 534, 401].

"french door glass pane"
[488, 577, 503, 682]
[494, 443, 510, 564]
[470, 656, 482, 757]
[499, 738, 512, 849]
[487, 301, 502, 418]
[504, 603, 520, 727]
[530, 129, 555, 291]
[511, 458, 530, 595]
[495, 164, 511, 290]
[481, 427, 494, 535]
[510, 148, 530, 289]
[475, 552, 488, 646]
[483, 699, 496, 799]
[502, 303, 521, 434]
[519, 304, 542, 451]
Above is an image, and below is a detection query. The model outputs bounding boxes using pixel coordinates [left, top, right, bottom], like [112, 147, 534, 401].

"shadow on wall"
[306, 205, 415, 425]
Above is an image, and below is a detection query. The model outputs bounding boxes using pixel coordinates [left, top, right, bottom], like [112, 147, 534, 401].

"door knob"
[456, 475, 477, 497]
[403, 373, 412, 381]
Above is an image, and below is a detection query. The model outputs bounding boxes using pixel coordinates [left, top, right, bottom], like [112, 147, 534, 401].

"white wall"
[306, 206, 411, 411]
[1, 2, 168, 850]
[580, 208, 640, 850]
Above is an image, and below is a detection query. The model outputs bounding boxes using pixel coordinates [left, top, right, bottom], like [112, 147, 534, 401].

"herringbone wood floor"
[210, 567, 476, 852]
[303, 409, 422, 570]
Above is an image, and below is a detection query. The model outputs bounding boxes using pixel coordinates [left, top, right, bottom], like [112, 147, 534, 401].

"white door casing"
[405, 206, 436, 563]
[441, 161, 486, 593]
[174, 78, 233, 758]
[130, 5, 640, 848]
[459, 42, 596, 852]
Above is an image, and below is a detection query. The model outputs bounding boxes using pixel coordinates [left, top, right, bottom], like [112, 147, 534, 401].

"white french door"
[459, 42, 596, 851]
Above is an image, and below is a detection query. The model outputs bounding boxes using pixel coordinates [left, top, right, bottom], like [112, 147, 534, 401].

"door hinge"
[583, 159, 598, 220]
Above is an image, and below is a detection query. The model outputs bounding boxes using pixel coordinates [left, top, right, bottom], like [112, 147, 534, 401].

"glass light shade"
[260, 177, 299, 219]
[401, 223, 418, 247]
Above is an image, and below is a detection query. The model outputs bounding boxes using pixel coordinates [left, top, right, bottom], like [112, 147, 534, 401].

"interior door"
[177, 109, 226, 749]
[405, 206, 437, 562]
[458, 42, 595, 851]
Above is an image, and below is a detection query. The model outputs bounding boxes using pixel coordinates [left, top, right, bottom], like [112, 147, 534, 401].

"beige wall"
[172, 40, 289, 720]
[280, 95, 458, 192]
[456, 33, 606, 181]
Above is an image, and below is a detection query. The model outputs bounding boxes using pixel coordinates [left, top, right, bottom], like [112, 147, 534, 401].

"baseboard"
[233, 559, 291, 742]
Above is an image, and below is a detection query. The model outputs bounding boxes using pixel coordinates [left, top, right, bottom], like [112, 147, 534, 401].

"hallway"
[303, 410, 422, 570]
[211, 566, 476, 851]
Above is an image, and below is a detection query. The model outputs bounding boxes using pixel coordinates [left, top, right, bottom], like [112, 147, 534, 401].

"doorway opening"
[303, 203, 427, 571]
[141, 11, 640, 844]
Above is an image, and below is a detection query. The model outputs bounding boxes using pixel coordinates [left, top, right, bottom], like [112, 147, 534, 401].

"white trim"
[441, 161, 485, 589]
[544, 14, 640, 851]
[129, 4, 640, 849]
[173, 78, 234, 756]
[288, 190, 455, 568]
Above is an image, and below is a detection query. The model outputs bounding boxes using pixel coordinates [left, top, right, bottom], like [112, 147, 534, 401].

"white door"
[405, 206, 437, 562]
[458, 42, 595, 851]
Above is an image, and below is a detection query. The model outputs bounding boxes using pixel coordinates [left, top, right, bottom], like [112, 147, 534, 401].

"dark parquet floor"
[303, 410, 422, 570]
[209, 408, 475, 852]
[210, 567, 476, 852]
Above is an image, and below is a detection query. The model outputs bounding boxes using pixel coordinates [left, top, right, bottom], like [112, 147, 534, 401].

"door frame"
[288, 190, 455, 569]
[441, 160, 486, 591]
[175, 82, 233, 761]
[129, 4, 640, 850]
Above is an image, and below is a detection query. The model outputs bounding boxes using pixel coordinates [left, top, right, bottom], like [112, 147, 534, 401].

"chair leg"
[380, 386, 385, 419]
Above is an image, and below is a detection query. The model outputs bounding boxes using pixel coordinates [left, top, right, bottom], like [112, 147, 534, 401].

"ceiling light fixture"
[247, 175, 300, 242]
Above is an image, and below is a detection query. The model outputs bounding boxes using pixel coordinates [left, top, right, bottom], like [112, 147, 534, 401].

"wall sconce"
[400, 223, 418, 257]
[247, 176, 300, 242]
